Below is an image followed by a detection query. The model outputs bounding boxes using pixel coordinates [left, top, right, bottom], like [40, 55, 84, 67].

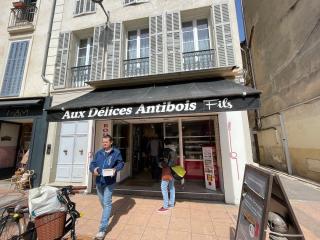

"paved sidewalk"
[279, 175, 320, 240]
[0, 180, 27, 209]
[72, 194, 237, 240]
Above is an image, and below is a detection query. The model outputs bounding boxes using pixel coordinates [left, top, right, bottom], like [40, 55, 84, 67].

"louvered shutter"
[53, 32, 71, 88]
[91, 25, 106, 81]
[1, 41, 29, 96]
[212, 2, 235, 67]
[166, 12, 182, 73]
[105, 23, 122, 79]
[149, 15, 164, 75]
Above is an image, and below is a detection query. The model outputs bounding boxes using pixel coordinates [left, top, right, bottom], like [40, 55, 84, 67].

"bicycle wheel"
[0, 215, 21, 240]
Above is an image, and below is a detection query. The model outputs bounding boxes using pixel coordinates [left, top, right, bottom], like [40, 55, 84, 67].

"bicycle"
[0, 185, 86, 240]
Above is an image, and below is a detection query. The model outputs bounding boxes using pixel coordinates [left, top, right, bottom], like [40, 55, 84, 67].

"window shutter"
[1, 41, 29, 97]
[91, 25, 106, 81]
[53, 32, 71, 89]
[149, 15, 164, 75]
[166, 12, 182, 73]
[106, 22, 122, 79]
[212, 2, 235, 67]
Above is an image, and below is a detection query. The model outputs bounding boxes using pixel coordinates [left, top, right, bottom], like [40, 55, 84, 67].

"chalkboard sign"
[235, 165, 305, 240]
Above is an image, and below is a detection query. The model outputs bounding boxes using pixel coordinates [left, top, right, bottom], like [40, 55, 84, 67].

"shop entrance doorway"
[124, 123, 164, 187]
[115, 117, 223, 200]
[0, 120, 33, 179]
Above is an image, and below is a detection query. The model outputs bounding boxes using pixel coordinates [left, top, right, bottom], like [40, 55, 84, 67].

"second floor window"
[1, 40, 29, 97]
[182, 19, 210, 53]
[74, 0, 95, 16]
[70, 37, 93, 88]
[125, 29, 149, 77]
[127, 29, 149, 59]
[77, 37, 93, 66]
[182, 19, 214, 71]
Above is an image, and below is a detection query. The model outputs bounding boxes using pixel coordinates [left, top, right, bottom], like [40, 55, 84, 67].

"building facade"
[0, 0, 53, 186]
[41, 0, 260, 204]
[242, 0, 320, 182]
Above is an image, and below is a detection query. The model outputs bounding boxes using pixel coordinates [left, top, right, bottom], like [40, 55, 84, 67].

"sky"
[235, 0, 246, 42]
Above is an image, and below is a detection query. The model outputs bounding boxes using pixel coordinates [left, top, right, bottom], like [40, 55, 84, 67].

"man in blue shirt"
[89, 135, 124, 240]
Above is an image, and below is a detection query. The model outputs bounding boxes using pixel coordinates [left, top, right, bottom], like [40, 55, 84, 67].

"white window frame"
[182, 18, 211, 53]
[126, 28, 149, 60]
[73, 0, 96, 17]
[123, 0, 149, 7]
[76, 37, 93, 67]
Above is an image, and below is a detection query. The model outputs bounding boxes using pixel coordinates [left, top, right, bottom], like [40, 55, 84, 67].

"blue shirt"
[89, 148, 124, 186]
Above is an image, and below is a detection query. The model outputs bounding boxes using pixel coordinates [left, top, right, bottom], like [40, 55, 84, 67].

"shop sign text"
[61, 99, 233, 120]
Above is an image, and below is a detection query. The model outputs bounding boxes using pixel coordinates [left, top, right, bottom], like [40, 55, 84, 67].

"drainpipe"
[41, 0, 57, 96]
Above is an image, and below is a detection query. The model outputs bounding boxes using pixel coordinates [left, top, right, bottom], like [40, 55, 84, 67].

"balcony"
[123, 57, 149, 77]
[183, 49, 216, 71]
[70, 65, 91, 88]
[8, 4, 37, 33]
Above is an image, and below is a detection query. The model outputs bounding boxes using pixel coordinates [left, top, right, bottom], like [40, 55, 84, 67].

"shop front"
[0, 97, 50, 187]
[45, 80, 260, 204]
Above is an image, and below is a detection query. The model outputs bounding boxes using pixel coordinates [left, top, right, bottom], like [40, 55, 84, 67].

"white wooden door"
[56, 136, 74, 182]
[56, 121, 88, 183]
[71, 135, 88, 182]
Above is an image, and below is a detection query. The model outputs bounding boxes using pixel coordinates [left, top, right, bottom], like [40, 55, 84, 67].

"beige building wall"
[0, 0, 54, 98]
[243, 0, 320, 182]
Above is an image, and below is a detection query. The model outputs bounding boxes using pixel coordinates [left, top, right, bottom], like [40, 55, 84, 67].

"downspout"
[41, 0, 57, 96]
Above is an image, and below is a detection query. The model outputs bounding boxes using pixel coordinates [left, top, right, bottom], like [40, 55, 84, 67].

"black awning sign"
[60, 98, 231, 120]
[48, 96, 260, 122]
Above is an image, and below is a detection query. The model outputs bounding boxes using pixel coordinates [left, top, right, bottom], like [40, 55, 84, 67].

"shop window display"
[182, 120, 215, 179]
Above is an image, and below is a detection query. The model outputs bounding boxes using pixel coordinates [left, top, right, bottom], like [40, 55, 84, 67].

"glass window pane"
[140, 48, 149, 58]
[182, 120, 214, 137]
[183, 31, 194, 43]
[128, 50, 137, 59]
[198, 39, 210, 50]
[79, 39, 87, 48]
[128, 30, 137, 40]
[140, 38, 149, 49]
[140, 29, 149, 38]
[183, 42, 194, 52]
[128, 40, 137, 50]
[182, 21, 193, 32]
[164, 122, 178, 137]
[182, 120, 215, 160]
[198, 29, 209, 41]
[197, 19, 208, 29]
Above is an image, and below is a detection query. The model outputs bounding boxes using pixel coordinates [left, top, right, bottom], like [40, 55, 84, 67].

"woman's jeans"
[96, 183, 115, 232]
[161, 179, 175, 209]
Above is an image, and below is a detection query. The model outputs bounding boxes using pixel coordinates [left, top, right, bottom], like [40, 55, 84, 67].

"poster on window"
[202, 146, 216, 190]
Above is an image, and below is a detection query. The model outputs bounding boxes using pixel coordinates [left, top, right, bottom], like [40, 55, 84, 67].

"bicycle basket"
[34, 211, 66, 240]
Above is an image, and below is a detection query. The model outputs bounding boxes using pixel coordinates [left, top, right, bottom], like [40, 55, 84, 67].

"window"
[113, 124, 129, 162]
[123, 0, 149, 6]
[182, 19, 214, 70]
[1, 40, 29, 97]
[182, 19, 210, 53]
[74, 0, 95, 16]
[127, 29, 149, 59]
[125, 29, 149, 77]
[71, 37, 93, 88]
[77, 37, 93, 66]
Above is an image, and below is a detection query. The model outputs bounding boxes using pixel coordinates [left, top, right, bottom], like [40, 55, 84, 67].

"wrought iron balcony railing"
[8, 5, 37, 28]
[183, 49, 216, 71]
[123, 57, 149, 77]
[70, 65, 91, 88]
